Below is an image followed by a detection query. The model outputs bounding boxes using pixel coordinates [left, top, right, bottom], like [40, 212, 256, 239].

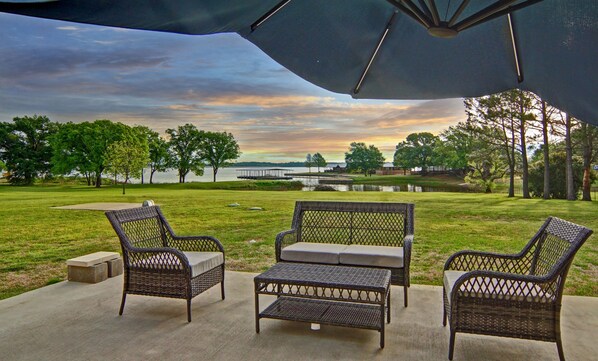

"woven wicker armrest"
[169, 235, 225, 253]
[444, 250, 524, 273]
[450, 270, 556, 303]
[275, 229, 297, 262]
[126, 247, 191, 274]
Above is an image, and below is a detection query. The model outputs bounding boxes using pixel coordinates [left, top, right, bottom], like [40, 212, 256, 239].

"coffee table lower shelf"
[258, 296, 385, 346]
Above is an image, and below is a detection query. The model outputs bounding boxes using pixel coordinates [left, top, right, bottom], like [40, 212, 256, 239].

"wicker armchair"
[443, 217, 592, 361]
[105, 206, 225, 322]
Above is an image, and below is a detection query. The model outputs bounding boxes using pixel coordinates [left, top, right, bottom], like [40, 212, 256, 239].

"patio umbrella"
[1, 0, 596, 124]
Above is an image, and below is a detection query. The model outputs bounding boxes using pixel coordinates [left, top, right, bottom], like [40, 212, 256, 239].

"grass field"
[1, 181, 596, 299]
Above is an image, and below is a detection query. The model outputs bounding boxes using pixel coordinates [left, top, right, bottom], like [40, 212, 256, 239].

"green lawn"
[0, 182, 596, 299]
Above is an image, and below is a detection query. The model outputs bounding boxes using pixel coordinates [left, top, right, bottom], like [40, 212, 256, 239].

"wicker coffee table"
[254, 262, 391, 348]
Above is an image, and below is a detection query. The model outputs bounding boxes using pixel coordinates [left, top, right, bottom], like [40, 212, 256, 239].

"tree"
[529, 151, 584, 199]
[305, 153, 313, 173]
[345, 142, 385, 176]
[564, 114, 578, 200]
[312, 153, 327, 172]
[434, 122, 474, 176]
[572, 122, 598, 201]
[144, 128, 170, 184]
[104, 134, 149, 194]
[200, 131, 241, 182]
[393, 132, 439, 175]
[167, 124, 204, 183]
[465, 127, 509, 193]
[50, 120, 130, 187]
[0, 115, 57, 185]
[465, 94, 518, 197]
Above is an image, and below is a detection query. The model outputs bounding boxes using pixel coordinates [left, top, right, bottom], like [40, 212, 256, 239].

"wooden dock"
[237, 168, 293, 180]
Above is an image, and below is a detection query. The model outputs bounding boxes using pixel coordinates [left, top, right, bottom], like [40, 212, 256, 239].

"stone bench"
[67, 251, 123, 283]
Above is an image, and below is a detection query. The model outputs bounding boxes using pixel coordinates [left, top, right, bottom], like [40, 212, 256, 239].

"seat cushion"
[443, 270, 551, 304]
[183, 251, 224, 277]
[339, 245, 404, 268]
[280, 242, 347, 264]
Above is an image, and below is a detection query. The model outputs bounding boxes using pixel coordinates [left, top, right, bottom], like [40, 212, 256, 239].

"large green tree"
[312, 153, 327, 172]
[345, 142, 385, 176]
[0, 115, 57, 185]
[51, 120, 129, 187]
[572, 122, 598, 201]
[465, 126, 509, 193]
[166, 123, 204, 183]
[200, 131, 241, 182]
[434, 122, 474, 176]
[393, 132, 438, 174]
[104, 133, 149, 194]
[529, 151, 584, 199]
[145, 129, 170, 184]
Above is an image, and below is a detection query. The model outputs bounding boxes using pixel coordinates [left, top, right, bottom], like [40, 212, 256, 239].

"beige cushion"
[183, 252, 224, 277]
[280, 242, 347, 264]
[443, 270, 550, 304]
[339, 245, 404, 268]
[135, 251, 223, 277]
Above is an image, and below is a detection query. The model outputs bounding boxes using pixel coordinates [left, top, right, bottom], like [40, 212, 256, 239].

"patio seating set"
[105, 201, 592, 361]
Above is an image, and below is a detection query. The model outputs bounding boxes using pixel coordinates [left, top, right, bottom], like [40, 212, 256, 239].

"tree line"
[0, 116, 241, 190]
[392, 90, 598, 200]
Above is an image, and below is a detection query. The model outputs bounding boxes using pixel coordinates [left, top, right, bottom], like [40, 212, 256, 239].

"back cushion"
[298, 210, 406, 246]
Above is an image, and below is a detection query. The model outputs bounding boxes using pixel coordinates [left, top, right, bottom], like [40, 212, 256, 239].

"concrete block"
[106, 257, 123, 277]
[66, 252, 120, 267]
[68, 263, 108, 284]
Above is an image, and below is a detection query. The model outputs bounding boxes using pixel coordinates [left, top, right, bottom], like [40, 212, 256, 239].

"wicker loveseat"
[443, 217, 592, 361]
[275, 201, 414, 306]
[105, 206, 225, 322]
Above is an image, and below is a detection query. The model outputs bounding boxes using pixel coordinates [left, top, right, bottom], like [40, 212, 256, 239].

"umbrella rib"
[508, 13, 524, 83]
[417, 0, 433, 19]
[448, 0, 470, 27]
[354, 11, 398, 95]
[251, 0, 292, 32]
[425, 0, 441, 26]
[460, 0, 545, 30]
[454, 0, 516, 32]
[397, 0, 433, 28]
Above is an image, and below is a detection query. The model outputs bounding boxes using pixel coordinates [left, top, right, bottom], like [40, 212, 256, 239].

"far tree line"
[0, 117, 241, 191]
[337, 90, 597, 201]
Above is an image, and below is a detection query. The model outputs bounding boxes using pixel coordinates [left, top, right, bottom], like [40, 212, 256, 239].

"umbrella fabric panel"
[516, 1, 598, 124]
[0, 0, 275, 34]
[0, 0, 596, 124]
[241, 1, 519, 99]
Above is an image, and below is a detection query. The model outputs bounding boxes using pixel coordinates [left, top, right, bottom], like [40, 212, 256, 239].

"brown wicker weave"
[105, 206, 225, 322]
[254, 263, 391, 348]
[275, 201, 414, 306]
[443, 217, 592, 361]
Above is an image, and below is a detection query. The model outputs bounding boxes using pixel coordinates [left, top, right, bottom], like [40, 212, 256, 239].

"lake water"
[135, 167, 470, 193]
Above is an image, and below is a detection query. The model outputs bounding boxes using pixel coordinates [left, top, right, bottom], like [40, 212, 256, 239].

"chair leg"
[221, 265, 226, 300]
[442, 306, 447, 327]
[404, 285, 408, 307]
[187, 299, 192, 322]
[448, 329, 456, 360]
[119, 292, 127, 316]
[556, 334, 566, 361]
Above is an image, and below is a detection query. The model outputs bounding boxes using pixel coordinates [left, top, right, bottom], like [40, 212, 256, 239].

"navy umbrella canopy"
[1, 0, 596, 124]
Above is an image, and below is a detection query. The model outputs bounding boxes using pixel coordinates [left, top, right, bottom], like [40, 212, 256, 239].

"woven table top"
[255, 263, 391, 292]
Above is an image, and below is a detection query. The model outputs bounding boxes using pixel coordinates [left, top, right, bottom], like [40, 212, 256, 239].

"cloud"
[56, 26, 80, 31]
[0, 13, 466, 162]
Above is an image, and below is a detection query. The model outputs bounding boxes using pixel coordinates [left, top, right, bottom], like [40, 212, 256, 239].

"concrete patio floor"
[0, 271, 595, 361]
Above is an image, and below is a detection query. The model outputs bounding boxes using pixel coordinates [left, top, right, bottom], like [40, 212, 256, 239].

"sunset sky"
[0, 13, 466, 162]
